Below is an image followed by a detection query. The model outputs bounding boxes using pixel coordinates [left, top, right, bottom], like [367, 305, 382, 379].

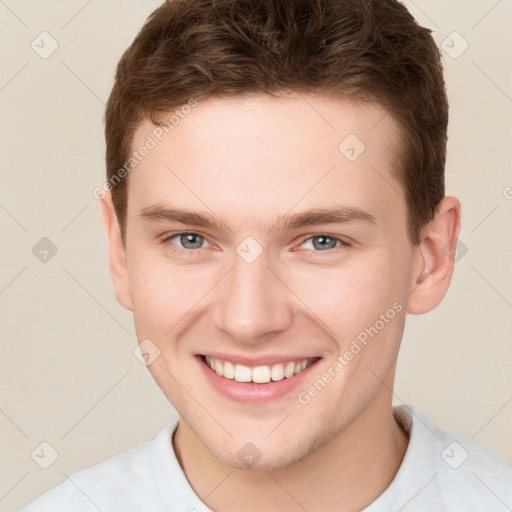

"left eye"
[300, 235, 343, 251]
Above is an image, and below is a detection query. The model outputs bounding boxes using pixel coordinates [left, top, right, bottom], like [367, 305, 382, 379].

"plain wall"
[0, 1, 511, 510]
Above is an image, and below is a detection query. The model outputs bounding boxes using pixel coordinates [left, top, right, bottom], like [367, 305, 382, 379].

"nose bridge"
[213, 250, 293, 341]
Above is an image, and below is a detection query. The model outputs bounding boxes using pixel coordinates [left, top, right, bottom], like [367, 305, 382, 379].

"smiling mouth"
[200, 355, 320, 384]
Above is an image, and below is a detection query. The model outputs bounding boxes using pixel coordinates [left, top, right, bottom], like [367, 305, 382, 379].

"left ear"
[407, 196, 461, 315]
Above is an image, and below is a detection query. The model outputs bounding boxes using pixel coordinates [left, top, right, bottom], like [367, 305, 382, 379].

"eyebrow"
[138, 204, 377, 231]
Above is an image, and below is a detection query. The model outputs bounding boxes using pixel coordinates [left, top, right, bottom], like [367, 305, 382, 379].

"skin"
[101, 93, 461, 511]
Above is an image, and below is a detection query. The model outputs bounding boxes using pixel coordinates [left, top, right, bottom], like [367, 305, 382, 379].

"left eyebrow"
[271, 206, 377, 231]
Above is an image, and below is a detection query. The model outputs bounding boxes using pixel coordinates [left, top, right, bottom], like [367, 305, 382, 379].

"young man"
[23, 0, 511, 510]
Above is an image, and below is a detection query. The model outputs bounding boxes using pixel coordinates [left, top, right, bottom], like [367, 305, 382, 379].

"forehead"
[126, 94, 404, 228]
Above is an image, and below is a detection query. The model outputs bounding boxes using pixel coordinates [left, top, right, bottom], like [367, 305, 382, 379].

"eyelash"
[160, 231, 351, 256]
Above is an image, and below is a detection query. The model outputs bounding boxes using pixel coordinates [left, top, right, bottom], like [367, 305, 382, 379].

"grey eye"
[176, 233, 205, 249]
[312, 235, 338, 250]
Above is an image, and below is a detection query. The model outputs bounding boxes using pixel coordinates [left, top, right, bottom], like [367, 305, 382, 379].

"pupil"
[182, 234, 202, 248]
[313, 235, 335, 250]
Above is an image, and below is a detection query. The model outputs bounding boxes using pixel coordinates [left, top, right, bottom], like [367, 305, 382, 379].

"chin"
[204, 424, 331, 472]
[211, 444, 308, 472]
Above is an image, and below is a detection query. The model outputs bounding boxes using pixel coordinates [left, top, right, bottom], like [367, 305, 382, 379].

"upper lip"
[199, 353, 321, 367]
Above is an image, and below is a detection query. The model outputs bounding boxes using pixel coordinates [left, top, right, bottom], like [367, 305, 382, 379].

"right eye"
[162, 232, 210, 251]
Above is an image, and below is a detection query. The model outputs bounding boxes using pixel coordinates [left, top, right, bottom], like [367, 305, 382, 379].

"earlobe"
[100, 192, 133, 311]
[407, 196, 461, 315]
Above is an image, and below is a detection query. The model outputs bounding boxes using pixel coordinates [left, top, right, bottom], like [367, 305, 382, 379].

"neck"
[173, 384, 409, 512]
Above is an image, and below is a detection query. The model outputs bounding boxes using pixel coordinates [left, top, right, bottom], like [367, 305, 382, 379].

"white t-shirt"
[21, 404, 512, 511]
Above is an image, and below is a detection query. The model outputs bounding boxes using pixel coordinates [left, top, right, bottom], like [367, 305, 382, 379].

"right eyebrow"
[139, 205, 222, 230]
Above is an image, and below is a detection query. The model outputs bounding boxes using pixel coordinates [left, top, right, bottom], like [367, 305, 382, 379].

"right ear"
[100, 191, 133, 311]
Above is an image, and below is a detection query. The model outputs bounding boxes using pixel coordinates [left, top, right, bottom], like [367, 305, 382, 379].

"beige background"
[0, 1, 511, 510]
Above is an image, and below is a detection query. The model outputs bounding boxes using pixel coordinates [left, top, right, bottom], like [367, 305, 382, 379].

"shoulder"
[430, 418, 512, 503]
[21, 423, 177, 512]
[390, 404, 512, 510]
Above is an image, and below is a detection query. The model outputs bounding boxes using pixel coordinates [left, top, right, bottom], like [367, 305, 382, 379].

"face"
[107, 94, 424, 469]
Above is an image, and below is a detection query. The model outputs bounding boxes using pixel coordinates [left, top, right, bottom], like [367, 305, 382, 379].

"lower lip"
[197, 356, 319, 403]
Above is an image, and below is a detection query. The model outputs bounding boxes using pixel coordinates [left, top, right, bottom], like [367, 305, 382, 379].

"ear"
[100, 192, 133, 311]
[407, 196, 461, 315]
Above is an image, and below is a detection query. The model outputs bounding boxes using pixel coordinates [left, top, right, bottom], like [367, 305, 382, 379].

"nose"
[212, 250, 294, 344]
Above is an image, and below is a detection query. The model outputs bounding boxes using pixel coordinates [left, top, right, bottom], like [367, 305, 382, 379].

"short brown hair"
[105, 0, 448, 245]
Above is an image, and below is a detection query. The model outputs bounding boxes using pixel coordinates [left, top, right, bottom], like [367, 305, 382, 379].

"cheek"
[127, 256, 216, 338]
[286, 254, 405, 339]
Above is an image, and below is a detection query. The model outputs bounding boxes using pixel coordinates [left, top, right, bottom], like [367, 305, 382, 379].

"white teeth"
[252, 366, 271, 383]
[271, 363, 284, 381]
[284, 361, 295, 378]
[214, 359, 224, 376]
[204, 356, 313, 383]
[223, 360, 235, 379]
[234, 364, 252, 383]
